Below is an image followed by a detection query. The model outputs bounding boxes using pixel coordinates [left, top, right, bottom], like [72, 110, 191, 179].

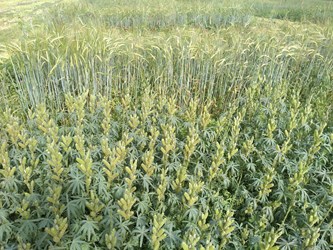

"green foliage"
[0, 0, 333, 249]
[0, 91, 332, 249]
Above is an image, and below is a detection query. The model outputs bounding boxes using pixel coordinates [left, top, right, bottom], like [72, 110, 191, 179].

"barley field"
[0, 0, 333, 249]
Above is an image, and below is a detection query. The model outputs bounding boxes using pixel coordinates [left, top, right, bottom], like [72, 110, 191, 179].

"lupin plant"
[45, 216, 68, 244]
[227, 113, 243, 161]
[209, 142, 225, 182]
[183, 179, 204, 207]
[197, 210, 210, 233]
[99, 95, 113, 136]
[184, 98, 198, 125]
[140, 88, 155, 123]
[102, 148, 120, 186]
[183, 127, 200, 165]
[117, 159, 137, 220]
[181, 230, 201, 250]
[216, 208, 235, 249]
[117, 188, 136, 220]
[86, 191, 105, 222]
[172, 126, 200, 192]
[161, 123, 176, 166]
[105, 228, 117, 249]
[148, 127, 160, 150]
[0, 142, 16, 186]
[200, 105, 211, 130]
[141, 149, 156, 177]
[0, 89, 332, 249]
[19, 157, 34, 194]
[35, 104, 69, 246]
[151, 213, 167, 250]
[156, 168, 168, 204]
[77, 151, 93, 193]
[259, 228, 282, 250]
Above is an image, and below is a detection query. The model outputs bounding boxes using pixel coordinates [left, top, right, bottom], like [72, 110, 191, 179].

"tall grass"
[40, 0, 333, 32]
[43, 4, 252, 30]
[1, 0, 333, 113]
[2, 23, 333, 111]
[78, 0, 333, 25]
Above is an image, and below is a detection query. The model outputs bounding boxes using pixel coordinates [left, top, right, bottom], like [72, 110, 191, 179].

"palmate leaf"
[0, 221, 12, 242]
[78, 220, 99, 242]
[0, 208, 9, 223]
[93, 167, 111, 201]
[123, 235, 140, 250]
[68, 167, 85, 195]
[167, 192, 181, 208]
[114, 217, 133, 239]
[17, 219, 38, 240]
[248, 235, 260, 248]
[69, 237, 90, 250]
[184, 207, 199, 222]
[70, 219, 82, 234]
[66, 196, 86, 220]
[133, 225, 149, 248]
[1, 177, 20, 192]
[277, 236, 298, 250]
[316, 237, 331, 250]
[246, 162, 256, 172]
[136, 200, 149, 215]
[2, 242, 19, 250]
[136, 214, 147, 228]
[226, 161, 240, 176]
[295, 187, 310, 203]
[141, 174, 153, 191]
[164, 221, 182, 249]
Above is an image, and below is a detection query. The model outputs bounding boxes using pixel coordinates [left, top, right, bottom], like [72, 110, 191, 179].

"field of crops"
[0, 0, 333, 249]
